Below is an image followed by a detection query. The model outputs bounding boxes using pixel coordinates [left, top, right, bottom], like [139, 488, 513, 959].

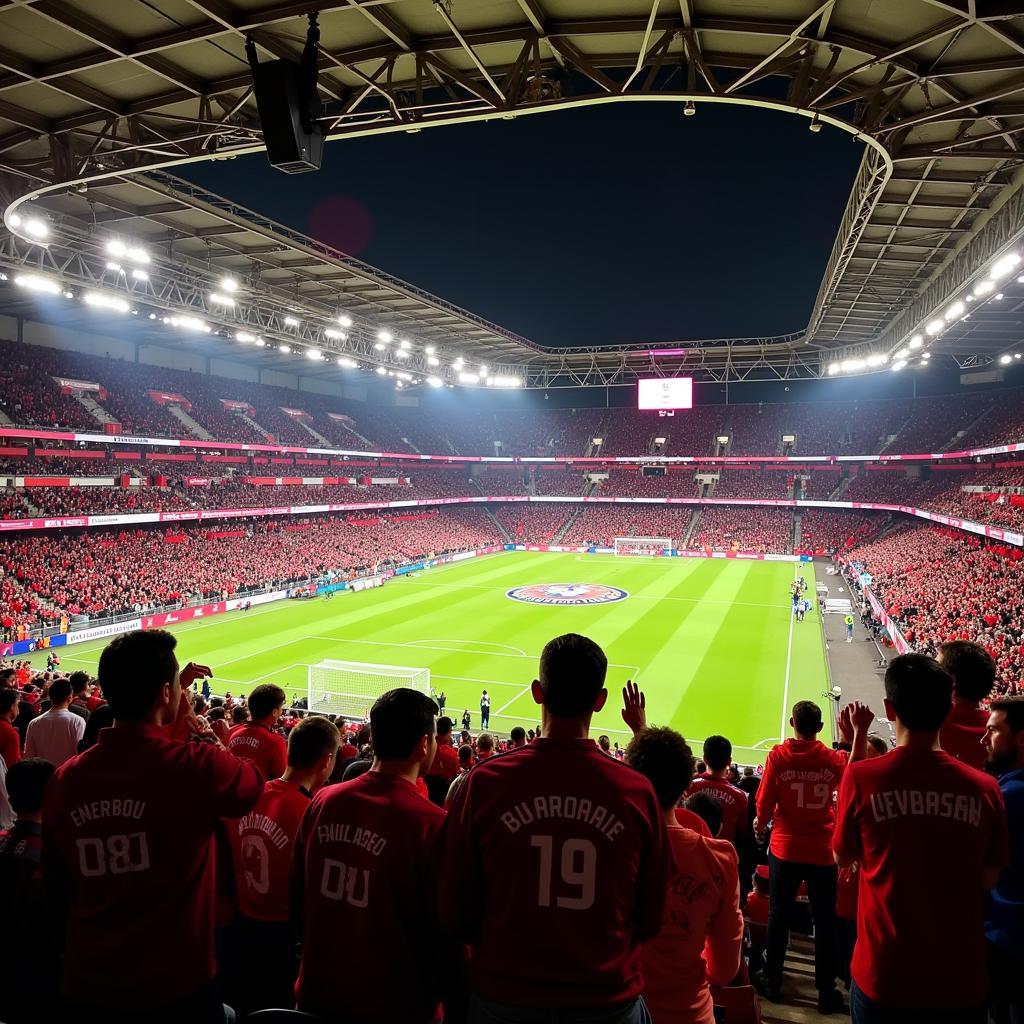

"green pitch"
[35, 551, 829, 764]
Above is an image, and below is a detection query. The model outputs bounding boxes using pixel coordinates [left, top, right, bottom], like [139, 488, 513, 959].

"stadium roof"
[1, 0, 1024, 386]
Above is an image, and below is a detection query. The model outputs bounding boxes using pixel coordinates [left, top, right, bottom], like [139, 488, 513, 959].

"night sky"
[182, 101, 862, 349]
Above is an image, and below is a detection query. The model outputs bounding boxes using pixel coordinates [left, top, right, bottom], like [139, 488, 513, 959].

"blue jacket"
[987, 765, 1024, 957]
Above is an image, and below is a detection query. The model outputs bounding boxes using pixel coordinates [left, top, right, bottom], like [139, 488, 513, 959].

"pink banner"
[864, 586, 911, 654]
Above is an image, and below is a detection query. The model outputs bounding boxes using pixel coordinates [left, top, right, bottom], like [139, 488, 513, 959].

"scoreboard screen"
[637, 377, 693, 410]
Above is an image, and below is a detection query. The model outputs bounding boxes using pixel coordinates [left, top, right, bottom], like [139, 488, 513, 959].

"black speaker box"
[251, 58, 324, 173]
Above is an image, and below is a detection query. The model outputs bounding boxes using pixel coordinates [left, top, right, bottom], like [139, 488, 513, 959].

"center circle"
[505, 583, 630, 606]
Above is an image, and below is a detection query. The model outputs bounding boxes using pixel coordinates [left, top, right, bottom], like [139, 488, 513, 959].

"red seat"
[711, 984, 763, 1024]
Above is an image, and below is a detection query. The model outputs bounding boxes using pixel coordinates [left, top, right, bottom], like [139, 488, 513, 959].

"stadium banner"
[65, 618, 143, 646]
[864, 586, 911, 654]
[1, 425, 1023, 467]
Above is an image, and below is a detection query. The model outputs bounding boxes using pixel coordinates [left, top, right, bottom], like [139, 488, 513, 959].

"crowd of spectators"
[561, 505, 695, 547]
[846, 525, 1024, 696]
[798, 510, 887, 554]
[595, 470, 700, 499]
[0, 508, 496, 635]
[713, 469, 791, 499]
[689, 507, 794, 553]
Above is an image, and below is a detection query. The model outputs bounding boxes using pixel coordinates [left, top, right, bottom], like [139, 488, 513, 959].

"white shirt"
[25, 707, 85, 767]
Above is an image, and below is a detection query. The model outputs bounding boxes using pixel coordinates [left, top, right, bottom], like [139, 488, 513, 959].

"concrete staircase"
[293, 417, 331, 446]
[551, 506, 582, 543]
[828, 475, 853, 500]
[483, 506, 511, 542]
[239, 413, 275, 442]
[0, 406, 13, 426]
[167, 403, 213, 440]
[682, 508, 701, 547]
[792, 511, 802, 553]
[72, 391, 116, 426]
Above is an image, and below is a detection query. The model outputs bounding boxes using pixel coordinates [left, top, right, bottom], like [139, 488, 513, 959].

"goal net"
[307, 660, 431, 720]
[613, 536, 673, 557]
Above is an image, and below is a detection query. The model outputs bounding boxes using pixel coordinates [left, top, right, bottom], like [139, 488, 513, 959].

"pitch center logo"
[506, 583, 629, 606]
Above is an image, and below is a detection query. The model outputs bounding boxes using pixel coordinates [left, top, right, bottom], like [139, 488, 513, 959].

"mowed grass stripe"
[31, 552, 829, 760]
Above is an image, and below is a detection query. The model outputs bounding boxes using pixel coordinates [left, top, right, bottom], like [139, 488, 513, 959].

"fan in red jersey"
[937, 640, 996, 770]
[42, 630, 263, 1024]
[626, 724, 744, 1024]
[835, 654, 1008, 1023]
[227, 683, 287, 780]
[753, 698, 871, 1013]
[225, 715, 339, 1019]
[291, 687, 451, 1024]
[435, 634, 669, 1024]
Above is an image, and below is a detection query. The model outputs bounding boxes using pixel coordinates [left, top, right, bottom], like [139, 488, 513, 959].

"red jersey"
[940, 702, 989, 770]
[833, 746, 1007, 1009]
[756, 738, 848, 865]
[292, 772, 446, 1023]
[675, 806, 712, 838]
[0, 719, 21, 767]
[435, 737, 670, 1008]
[227, 722, 286, 782]
[641, 828, 743, 1024]
[428, 742, 459, 782]
[42, 723, 263, 1009]
[687, 774, 749, 846]
[229, 778, 310, 922]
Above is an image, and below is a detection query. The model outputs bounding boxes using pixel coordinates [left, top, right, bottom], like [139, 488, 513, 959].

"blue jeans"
[850, 982, 985, 1024]
[469, 994, 651, 1024]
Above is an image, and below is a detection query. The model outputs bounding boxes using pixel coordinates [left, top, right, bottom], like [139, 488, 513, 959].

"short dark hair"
[248, 684, 286, 720]
[0, 690, 18, 715]
[598, 735, 611, 751]
[885, 654, 952, 732]
[867, 735, 889, 755]
[342, 759, 372, 781]
[288, 716, 341, 769]
[458, 744, 474, 766]
[207, 706, 226, 722]
[369, 688, 438, 760]
[703, 734, 732, 771]
[685, 791, 723, 836]
[47, 678, 73, 706]
[625, 726, 694, 811]
[538, 633, 607, 718]
[6, 757, 55, 815]
[437, 716, 453, 737]
[510, 726, 526, 744]
[477, 733, 494, 754]
[0, 668, 14, 687]
[792, 700, 823, 736]
[990, 696, 1024, 732]
[937, 640, 996, 704]
[98, 630, 178, 721]
[68, 671, 90, 695]
[231, 706, 248, 725]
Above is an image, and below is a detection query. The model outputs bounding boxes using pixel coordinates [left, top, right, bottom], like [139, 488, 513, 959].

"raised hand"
[621, 679, 647, 735]
[180, 662, 213, 689]
[852, 701, 876, 733]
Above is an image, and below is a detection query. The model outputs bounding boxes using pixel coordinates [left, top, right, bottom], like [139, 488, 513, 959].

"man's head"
[436, 716, 453, 739]
[68, 671, 91, 698]
[46, 677, 73, 710]
[98, 629, 179, 724]
[984, 697, 1024, 776]
[597, 735, 611, 753]
[458, 743, 474, 768]
[509, 726, 526, 748]
[703, 734, 733, 772]
[533, 633, 608, 722]
[867, 735, 889, 758]
[684, 791, 724, 837]
[287, 716, 341, 788]
[884, 654, 952, 734]
[5, 757, 55, 819]
[477, 733, 494, 756]
[0, 668, 14, 689]
[0, 689, 18, 722]
[625, 726, 695, 812]
[248, 683, 286, 725]
[790, 701, 823, 739]
[369, 687, 439, 776]
[937, 640, 996, 705]
[231, 705, 248, 725]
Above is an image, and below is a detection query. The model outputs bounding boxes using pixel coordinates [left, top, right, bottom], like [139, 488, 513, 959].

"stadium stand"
[690, 507, 794, 553]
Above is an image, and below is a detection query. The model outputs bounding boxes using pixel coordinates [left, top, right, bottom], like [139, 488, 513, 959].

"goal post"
[307, 659, 430, 720]
[613, 536, 673, 557]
